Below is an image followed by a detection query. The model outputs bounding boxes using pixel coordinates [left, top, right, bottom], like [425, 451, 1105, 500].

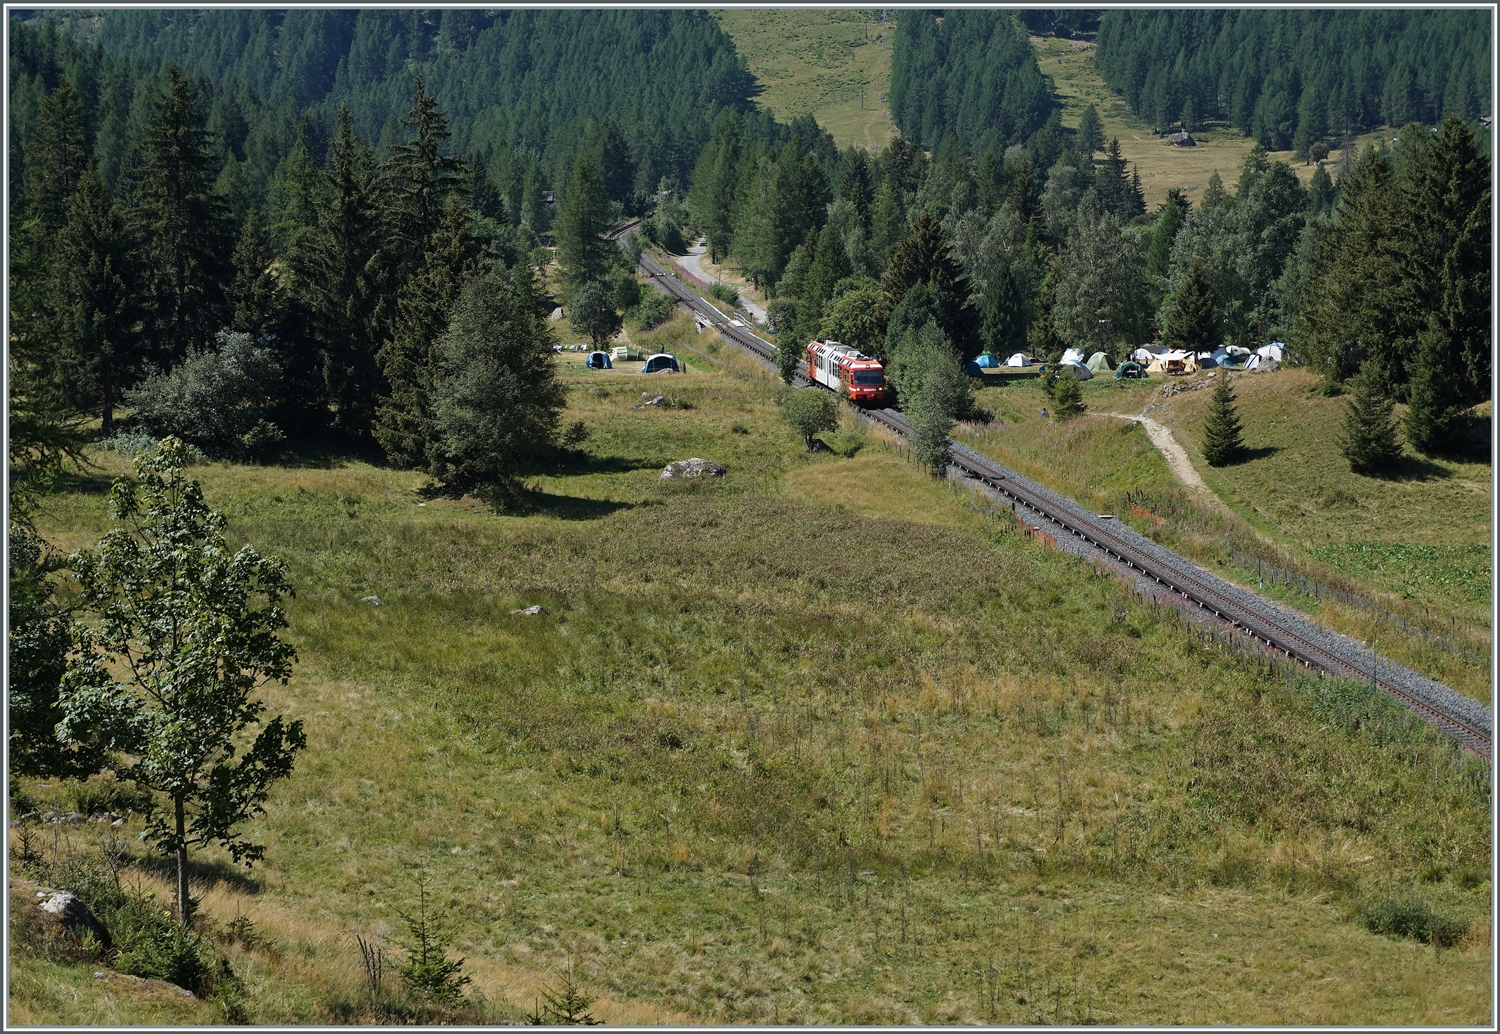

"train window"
[853, 371, 883, 386]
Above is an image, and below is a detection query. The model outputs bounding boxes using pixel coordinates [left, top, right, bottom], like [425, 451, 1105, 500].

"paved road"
[675, 240, 768, 325]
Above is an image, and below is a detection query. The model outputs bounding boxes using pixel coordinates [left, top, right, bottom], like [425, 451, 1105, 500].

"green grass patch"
[14, 347, 1491, 1025]
[1306, 543, 1491, 607]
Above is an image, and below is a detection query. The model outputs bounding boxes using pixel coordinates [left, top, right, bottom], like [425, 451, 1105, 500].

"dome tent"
[586, 350, 612, 369]
[1085, 351, 1113, 373]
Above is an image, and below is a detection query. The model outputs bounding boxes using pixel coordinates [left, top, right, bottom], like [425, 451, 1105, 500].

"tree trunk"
[175, 795, 190, 929]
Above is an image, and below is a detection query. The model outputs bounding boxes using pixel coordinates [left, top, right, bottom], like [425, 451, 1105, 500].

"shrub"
[709, 282, 741, 308]
[123, 331, 284, 461]
[94, 434, 206, 464]
[780, 389, 840, 451]
[628, 290, 675, 331]
[567, 281, 623, 348]
[1355, 894, 1466, 947]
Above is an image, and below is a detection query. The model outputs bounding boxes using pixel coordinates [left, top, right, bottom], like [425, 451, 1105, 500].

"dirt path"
[1096, 410, 1219, 498]
[676, 240, 768, 324]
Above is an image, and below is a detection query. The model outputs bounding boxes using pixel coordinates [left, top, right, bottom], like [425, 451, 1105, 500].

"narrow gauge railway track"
[626, 241, 1493, 760]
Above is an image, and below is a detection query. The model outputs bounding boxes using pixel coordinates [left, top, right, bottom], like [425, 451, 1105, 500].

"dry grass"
[718, 8, 897, 151]
[13, 339, 1491, 1025]
[1030, 36, 1392, 208]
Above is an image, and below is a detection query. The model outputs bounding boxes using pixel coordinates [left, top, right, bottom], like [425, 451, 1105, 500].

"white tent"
[1061, 347, 1086, 365]
[1131, 347, 1162, 364]
[1257, 343, 1285, 362]
[1059, 359, 1093, 380]
[1005, 352, 1032, 367]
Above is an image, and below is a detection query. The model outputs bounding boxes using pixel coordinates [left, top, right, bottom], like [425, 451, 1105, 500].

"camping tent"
[641, 353, 679, 374]
[1113, 361, 1146, 380]
[1257, 343, 1285, 362]
[1243, 354, 1278, 372]
[1061, 347, 1086, 365]
[964, 360, 984, 376]
[1085, 351, 1113, 373]
[1131, 347, 1163, 364]
[1005, 352, 1033, 367]
[586, 350, 612, 369]
[1146, 350, 1195, 376]
[1059, 360, 1093, 380]
[975, 352, 1001, 368]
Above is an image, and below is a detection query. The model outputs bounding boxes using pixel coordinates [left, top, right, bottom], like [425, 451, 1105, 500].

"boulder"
[660, 458, 726, 480]
[360, 595, 382, 606]
[511, 605, 545, 616]
[11, 876, 111, 954]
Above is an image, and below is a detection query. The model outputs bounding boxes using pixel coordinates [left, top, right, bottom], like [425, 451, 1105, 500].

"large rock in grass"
[660, 458, 726, 480]
[10, 875, 111, 954]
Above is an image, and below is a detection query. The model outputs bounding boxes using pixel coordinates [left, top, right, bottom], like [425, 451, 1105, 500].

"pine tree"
[1164, 261, 1219, 352]
[1201, 374, 1245, 466]
[1146, 188, 1189, 285]
[374, 200, 484, 470]
[880, 210, 977, 353]
[296, 103, 384, 436]
[54, 167, 138, 437]
[979, 262, 1027, 356]
[1339, 363, 1403, 474]
[801, 220, 853, 316]
[555, 154, 614, 295]
[131, 64, 233, 364]
[26, 75, 89, 229]
[1049, 369, 1085, 418]
[1403, 324, 1465, 455]
[381, 74, 467, 275]
[228, 208, 281, 336]
[1077, 103, 1104, 157]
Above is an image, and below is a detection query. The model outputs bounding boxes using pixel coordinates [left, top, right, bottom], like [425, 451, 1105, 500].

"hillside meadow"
[960, 367, 1491, 704]
[11, 317, 1491, 1025]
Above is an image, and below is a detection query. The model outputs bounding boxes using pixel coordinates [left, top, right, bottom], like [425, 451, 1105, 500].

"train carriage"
[804, 340, 887, 404]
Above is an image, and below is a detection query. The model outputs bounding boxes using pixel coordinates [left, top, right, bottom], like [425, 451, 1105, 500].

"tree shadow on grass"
[131, 853, 262, 895]
[1382, 453, 1456, 483]
[46, 469, 116, 496]
[265, 429, 387, 470]
[1225, 445, 1283, 464]
[515, 489, 637, 521]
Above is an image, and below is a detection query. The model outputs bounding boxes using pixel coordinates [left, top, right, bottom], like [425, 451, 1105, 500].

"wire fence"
[1228, 548, 1486, 666]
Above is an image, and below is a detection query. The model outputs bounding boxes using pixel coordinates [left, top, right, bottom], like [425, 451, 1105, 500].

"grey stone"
[511, 605, 545, 616]
[660, 458, 727, 480]
[360, 595, 382, 606]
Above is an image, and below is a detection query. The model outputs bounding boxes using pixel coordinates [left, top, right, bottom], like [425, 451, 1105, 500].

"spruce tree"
[27, 75, 89, 229]
[430, 270, 567, 505]
[880, 210, 977, 353]
[1403, 325, 1464, 455]
[1050, 369, 1085, 418]
[1164, 260, 1219, 352]
[131, 64, 233, 364]
[374, 200, 484, 470]
[296, 104, 384, 436]
[979, 262, 1027, 356]
[228, 208, 281, 336]
[381, 74, 467, 273]
[1077, 103, 1104, 157]
[1201, 374, 1245, 466]
[555, 154, 614, 295]
[1339, 363, 1403, 474]
[1146, 188, 1189, 286]
[54, 167, 138, 437]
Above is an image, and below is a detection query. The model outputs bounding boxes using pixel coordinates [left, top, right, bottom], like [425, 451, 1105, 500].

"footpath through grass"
[12, 320, 1491, 1024]
[961, 369, 1492, 704]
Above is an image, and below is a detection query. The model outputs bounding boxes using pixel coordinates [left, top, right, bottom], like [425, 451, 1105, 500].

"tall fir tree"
[880, 209, 977, 354]
[227, 208, 281, 336]
[1339, 362, 1403, 474]
[555, 153, 614, 295]
[27, 76, 90, 229]
[131, 64, 233, 365]
[1201, 373, 1245, 466]
[374, 200, 485, 470]
[1077, 103, 1104, 157]
[979, 262, 1027, 355]
[1163, 260, 1219, 352]
[296, 103, 384, 436]
[381, 74, 467, 276]
[54, 167, 138, 437]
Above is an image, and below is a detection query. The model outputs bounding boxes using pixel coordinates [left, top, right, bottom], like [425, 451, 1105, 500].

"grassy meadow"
[1028, 36, 1387, 208]
[11, 314, 1491, 1025]
[717, 9, 897, 152]
[959, 368, 1492, 703]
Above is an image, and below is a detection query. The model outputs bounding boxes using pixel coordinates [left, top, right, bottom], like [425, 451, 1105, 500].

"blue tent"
[586, 350, 612, 369]
[964, 360, 984, 376]
[641, 353, 679, 374]
[974, 352, 1001, 368]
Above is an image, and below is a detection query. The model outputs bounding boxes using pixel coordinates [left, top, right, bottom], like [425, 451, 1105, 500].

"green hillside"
[12, 317, 1491, 1025]
[716, 9, 896, 151]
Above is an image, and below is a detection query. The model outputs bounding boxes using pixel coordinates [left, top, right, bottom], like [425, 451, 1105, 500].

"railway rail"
[625, 238, 1493, 761]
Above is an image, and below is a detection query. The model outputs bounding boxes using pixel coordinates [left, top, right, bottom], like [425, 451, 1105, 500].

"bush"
[780, 389, 841, 451]
[628, 290, 675, 332]
[709, 282, 741, 308]
[123, 331, 284, 461]
[1355, 894, 1466, 947]
[94, 434, 206, 464]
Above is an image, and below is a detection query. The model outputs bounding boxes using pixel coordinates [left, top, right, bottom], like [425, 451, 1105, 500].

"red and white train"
[803, 339, 888, 404]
